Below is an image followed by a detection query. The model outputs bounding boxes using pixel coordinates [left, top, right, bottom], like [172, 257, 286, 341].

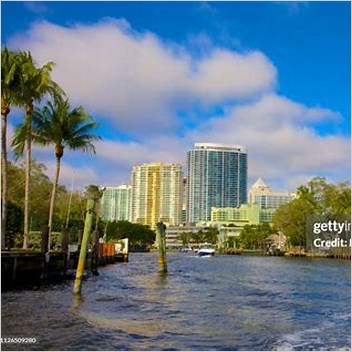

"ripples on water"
[1, 253, 351, 351]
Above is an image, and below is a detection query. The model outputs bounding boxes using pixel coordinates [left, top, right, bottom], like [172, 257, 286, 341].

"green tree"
[7, 160, 90, 247]
[6, 202, 23, 248]
[13, 99, 100, 248]
[177, 232, 190, 246]
[226, 236, 235, 248]
[190, 230, 204, 244]
[8, 160, 52, 233]
[203, 227, 219, 244]
[12, 51, 63, 249]
[1, 47, 22, 248]
[239, 223, 273, 249]
[106, 220, 155, 251]
[273, 177, 350, 247]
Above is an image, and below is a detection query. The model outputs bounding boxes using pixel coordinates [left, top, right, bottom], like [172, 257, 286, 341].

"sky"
[1, 1, 351, 192]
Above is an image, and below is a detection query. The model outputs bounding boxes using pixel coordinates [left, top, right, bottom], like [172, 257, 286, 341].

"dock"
[1, 243, 128, 289]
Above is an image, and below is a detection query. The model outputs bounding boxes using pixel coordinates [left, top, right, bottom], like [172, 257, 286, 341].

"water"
[1, 253, 351, 351]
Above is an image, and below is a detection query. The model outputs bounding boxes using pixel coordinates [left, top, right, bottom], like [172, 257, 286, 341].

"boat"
[197, 243, 215, 257]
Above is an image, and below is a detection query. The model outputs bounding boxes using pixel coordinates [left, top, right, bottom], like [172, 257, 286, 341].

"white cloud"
[45, 161, 101, 190]
[9, 19, 276, 136]
[5, 19, 349, 192]
[71, 93, 349, 191]
[188, 94, 350, 189]
[8, 92, 349, 192]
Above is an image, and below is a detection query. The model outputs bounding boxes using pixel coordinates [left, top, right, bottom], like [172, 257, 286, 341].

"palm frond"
[27, 97, 101, 158]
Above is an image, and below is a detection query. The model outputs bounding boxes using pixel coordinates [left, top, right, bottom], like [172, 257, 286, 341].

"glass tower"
[101, 185, 132, 222]
[187, 143, 248, 223]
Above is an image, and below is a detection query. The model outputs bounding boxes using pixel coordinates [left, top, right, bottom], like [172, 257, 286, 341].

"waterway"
[1, 253, 351, 351]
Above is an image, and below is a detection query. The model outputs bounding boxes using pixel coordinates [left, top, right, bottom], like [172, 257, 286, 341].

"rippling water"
[1, 253, 351, 351]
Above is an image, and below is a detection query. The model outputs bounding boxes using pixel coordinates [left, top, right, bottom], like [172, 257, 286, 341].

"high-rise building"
[101, 185, 132, 222]
[248, 178, 295, 209]
[131, 163, 183, 228]
[181, 177, 187, 223]
[187, 143, 248, 223]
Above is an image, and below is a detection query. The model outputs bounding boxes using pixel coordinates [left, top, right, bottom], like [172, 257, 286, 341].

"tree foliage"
[273, 177, 351, 247]
[177, 228, 219, 246]
[12, 97, 100, 244]
[7, 160, 86, 244]
[1, 47, 23, 247]
[9, 50, 63, 249]
[105, 220, 156, 251]
[239, 223, 275, 249]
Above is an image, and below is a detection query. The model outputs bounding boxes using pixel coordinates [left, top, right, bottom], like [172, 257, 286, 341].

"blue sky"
[2, 1, 351, 191]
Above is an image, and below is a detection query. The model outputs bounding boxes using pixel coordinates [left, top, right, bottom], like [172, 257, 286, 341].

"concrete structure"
[181, 177, 187, 223]
[211, 204, 277, 246]
[165, 225, 210, 249]
[260, 208, 277, 223]
[187, 143, 248, 224]
[131, 163, 183, 229]
[249, 178, 295, 209]
[101, 185, 132, 222]
[211, 203, 260, 226]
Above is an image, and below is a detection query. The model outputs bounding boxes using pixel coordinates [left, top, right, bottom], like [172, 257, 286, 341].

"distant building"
[211, 203, 277, 245]
[248, 178, 295, 209]
[181, 177, 187, 223]
[131, 163, 183, 229]
[211, 203, 277, 227]
[187, 143, 248, 224]
[101, 185, 132, 222]
[211, 203, 261, 226]
[165, 225, 208, 249]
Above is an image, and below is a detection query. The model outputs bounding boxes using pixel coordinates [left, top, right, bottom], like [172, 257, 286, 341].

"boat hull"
[197, 249, 215, 257]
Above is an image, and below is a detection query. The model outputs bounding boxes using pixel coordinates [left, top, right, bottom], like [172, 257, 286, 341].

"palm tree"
[1, 47, 22, 248]
[14, 97, 101, 249]
[15, 51, 63, 249]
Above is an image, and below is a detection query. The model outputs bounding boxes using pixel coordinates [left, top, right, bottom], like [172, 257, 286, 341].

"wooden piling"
[41, 225, 49, 279]
[73, 199, 94, 295]
[77, 229, 83, 250]
[91, 230, 99, 275]
[156, 222, 167, 273]
[61, 228, 70, 277]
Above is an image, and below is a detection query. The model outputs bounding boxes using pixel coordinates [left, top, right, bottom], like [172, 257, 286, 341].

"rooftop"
[193, 143, 247, 152]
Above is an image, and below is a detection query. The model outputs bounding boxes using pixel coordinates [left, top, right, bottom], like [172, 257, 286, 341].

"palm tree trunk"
[1, 102, 10, 250]
[48, 155, 61, 251]
[23, 102, 33, 249]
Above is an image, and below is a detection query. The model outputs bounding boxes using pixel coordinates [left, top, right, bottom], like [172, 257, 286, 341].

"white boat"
[197, 243, 215, 257]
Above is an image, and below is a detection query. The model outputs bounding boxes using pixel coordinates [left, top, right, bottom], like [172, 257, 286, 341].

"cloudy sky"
[2, 1, 351, 192]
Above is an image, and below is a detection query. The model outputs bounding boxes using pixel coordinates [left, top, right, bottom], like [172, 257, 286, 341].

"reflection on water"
[2, 253, 351, 351]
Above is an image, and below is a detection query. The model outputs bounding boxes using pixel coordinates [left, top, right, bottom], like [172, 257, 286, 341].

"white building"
[101, 185, 132, 222]
[165, 225, 210, 249]
[248, 178, 295, 209]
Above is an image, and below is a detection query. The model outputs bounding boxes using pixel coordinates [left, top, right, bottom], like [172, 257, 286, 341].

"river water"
[1, 253, 351, 351]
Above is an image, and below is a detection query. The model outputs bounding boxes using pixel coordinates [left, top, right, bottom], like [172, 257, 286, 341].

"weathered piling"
[61, 228, 70, 277]
[73, 198, 94, 295]
[41, 225, 49, 279]
[77, 229, 83, 251]
[91, 230, 99, 275]
[156, 222, 167, 273]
